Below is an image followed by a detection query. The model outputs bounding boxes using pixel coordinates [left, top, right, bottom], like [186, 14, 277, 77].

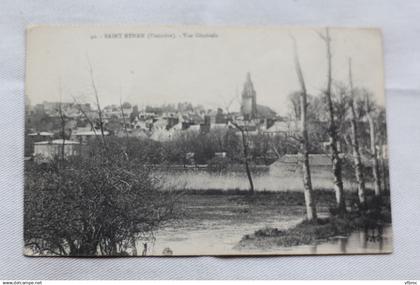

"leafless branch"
[87, 54, 106, 145]
[71, 96, 98, 135]
[290, 34, 307, 96]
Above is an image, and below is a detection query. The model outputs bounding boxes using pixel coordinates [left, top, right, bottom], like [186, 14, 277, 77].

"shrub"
[24, 140, 182, 256]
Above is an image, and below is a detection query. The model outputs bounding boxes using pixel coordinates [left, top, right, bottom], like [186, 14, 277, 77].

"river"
[137, 193, 392, 256]
[157, 169, 368, 192]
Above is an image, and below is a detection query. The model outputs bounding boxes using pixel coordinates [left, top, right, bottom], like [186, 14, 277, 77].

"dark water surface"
[140, 193, 391, 255]
[157, 169, 369, 192]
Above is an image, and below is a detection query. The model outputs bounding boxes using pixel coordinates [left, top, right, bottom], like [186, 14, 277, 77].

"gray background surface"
[0, 0, 419, 279]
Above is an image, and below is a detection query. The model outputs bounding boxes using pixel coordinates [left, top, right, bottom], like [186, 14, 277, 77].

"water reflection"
[295, 226, 392, 255]
[143, 221, 392, 255]
[158, 169, 371, 192]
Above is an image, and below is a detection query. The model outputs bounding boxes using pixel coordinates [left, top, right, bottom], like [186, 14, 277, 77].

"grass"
[238, 193, 392, 249]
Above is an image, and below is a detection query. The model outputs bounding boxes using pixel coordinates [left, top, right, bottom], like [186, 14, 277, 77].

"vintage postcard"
[24, 26, 391, 256]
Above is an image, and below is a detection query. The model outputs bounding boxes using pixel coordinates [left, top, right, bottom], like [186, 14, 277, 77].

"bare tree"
[230, 120, 255, 195]
[222, 93, 255, 195]
[118, 97, 131, 161]
[72, 97, 97, 135]
[365, 95, 381, 196]
[318, 28, 346, 213]
[291, 35, 317, 221]
[374, 107, 389, 193]
[57, 104, 66, 160]
[120, 96, 130, 143]
[87, 56, 106, 145]
[57, 82, 66, 161]
[378, 143, 388, 193]
[288, 91, 301, 120]
[348, 58, 366, 204]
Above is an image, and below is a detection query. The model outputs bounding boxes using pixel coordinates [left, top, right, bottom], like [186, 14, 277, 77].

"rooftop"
[34, 139, 80, 145]
[28, 132, 54, 137]
[272, 154, 333, 166]
[73, 130, 110, 136]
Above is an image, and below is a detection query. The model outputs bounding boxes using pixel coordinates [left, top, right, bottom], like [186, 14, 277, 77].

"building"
[27, 131, 54, 141]
[26, 132, 55, 157]
[240, 72, 257, 120]
[71, 129, 110, 143]
[149, 117, 183, 141]
[263, 121, 300, 137]
[215, 108, 227, 124]
[33, 139, 81, 162]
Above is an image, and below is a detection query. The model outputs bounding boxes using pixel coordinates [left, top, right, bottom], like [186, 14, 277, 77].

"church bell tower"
[240, 72, 257, 120]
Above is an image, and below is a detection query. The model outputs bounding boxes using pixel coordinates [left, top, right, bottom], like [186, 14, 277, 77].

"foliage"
[24, 140, 182, 256]
[207, 156, 231, 171]
[288, 91, 328, 122]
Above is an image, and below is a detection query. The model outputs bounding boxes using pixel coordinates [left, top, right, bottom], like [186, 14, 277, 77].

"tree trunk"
[320, 28, 346, 213]
[240, 126, 254, 194]
[72, 241, 98, 256]
[348, 58, 366, 204]
[379, 147, 388, 193]
[58, 84, 66, 162]
[231, 121, 254, 194]
[120, 99, 130, 143]
[131, 238, 138, 256]
[88, 57, 106, 146]
[300, 105, 317, 221]
[349, 107, 366, 204]
[59, 106, 66, 161]
[291, 35, 317, 221]
[367, 113, 381, 196]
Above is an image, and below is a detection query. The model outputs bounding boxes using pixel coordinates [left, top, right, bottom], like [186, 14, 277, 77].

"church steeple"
[241, 72, 257, 120]
[246, 72, 251, 82]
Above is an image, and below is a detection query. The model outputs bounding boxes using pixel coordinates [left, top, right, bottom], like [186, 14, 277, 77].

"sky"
[26, 25, 385, 116]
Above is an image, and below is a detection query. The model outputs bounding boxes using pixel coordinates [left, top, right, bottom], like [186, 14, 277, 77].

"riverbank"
[236, 193, 392, 252]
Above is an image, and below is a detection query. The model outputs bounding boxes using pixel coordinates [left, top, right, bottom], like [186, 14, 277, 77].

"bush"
[24, 140, 182, 256]
[207, 156, 231, 171]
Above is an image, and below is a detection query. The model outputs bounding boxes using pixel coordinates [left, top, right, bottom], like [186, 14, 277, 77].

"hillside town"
[25, 73, 309, 163]
[25, 72, 387, 178]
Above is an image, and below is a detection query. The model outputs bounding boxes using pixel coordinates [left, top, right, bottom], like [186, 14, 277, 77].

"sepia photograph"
[24, 25, 392, 256]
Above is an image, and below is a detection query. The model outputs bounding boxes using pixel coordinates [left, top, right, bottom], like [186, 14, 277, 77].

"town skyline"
[26, 73, 279, 118]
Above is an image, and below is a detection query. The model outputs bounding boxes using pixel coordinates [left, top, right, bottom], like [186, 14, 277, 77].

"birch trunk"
[291, 35, 317, 221]
[300, 96, 317, 221]
[366, 111, 381, 196]
[320, 28, 346, 213]
[379, 148, 388, 193]
[348, 58, 366, 204]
